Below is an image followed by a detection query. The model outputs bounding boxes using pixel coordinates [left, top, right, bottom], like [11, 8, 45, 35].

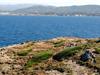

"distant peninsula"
[0, 5, 100, 16]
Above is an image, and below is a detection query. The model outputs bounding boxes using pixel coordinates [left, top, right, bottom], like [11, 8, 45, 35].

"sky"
[0, 0, 100, 6]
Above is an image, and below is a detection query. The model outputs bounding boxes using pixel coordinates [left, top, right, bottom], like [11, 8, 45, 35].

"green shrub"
[17, 49, 32, 56]
[53, 41, 64, 47]
[95, 39, 100, 43]
[53, 46, 82, 61]
[25, 50, 53, 68]
[95, 48, 100, 54]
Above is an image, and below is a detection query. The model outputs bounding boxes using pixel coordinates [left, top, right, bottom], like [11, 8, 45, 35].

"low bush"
[95, 39, 100, 43]
[53, 41, 65, 47]
[25, 50, 53, 67]
[95, 48, 100, 54]
[53, 46, 82, 61]
[17, 49, 32, 56]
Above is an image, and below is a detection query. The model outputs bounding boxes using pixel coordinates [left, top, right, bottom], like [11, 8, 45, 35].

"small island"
[0, 37, 100, 75]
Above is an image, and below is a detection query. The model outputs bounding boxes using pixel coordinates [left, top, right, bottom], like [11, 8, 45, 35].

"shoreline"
[1, 14, 100, 17]
[0, 37, 99, 48]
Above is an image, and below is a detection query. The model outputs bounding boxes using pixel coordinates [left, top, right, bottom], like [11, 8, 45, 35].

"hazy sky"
[0, 0, 100, 6]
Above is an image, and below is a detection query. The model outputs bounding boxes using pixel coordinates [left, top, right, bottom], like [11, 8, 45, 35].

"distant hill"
[11, 5, 100, 16]
[1, 5, 100, 16]
[0, 4, 33, 11]
[11, 5, 58, 15]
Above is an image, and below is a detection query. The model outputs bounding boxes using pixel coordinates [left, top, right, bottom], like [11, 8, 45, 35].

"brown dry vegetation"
[0, 37, 100, 75]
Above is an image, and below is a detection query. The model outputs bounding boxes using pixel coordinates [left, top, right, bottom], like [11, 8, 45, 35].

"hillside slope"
[12, 5, 100, 16]
[0, 37, 100, 75]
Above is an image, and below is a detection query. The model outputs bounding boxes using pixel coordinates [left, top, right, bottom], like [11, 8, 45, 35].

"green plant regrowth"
[53, 41, 65, 47]
[25, 50, 53, 67]
[95, 48, 100, 54]
[17, 49, 32, 56]
[53, 46, 82, 61]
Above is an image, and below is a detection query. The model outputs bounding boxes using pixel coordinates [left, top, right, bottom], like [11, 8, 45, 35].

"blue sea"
[0, 16, 100, 46]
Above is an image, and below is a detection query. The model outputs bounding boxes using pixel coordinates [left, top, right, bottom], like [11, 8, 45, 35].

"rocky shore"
[0, 37, 100, 75]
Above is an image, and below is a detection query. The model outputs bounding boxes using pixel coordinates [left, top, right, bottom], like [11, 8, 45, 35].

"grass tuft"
[25, 50, 53, 68]
[53, 41, 65, 47]
[53, 46, 82, 61]
[95, 48, 100, 54]
[17, 49, 32, 56]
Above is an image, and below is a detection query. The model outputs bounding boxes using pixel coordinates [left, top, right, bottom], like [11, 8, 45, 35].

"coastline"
[0, 37, 88, 48]
[0, 14, 99, 17]
[0, 37, 99, 48]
